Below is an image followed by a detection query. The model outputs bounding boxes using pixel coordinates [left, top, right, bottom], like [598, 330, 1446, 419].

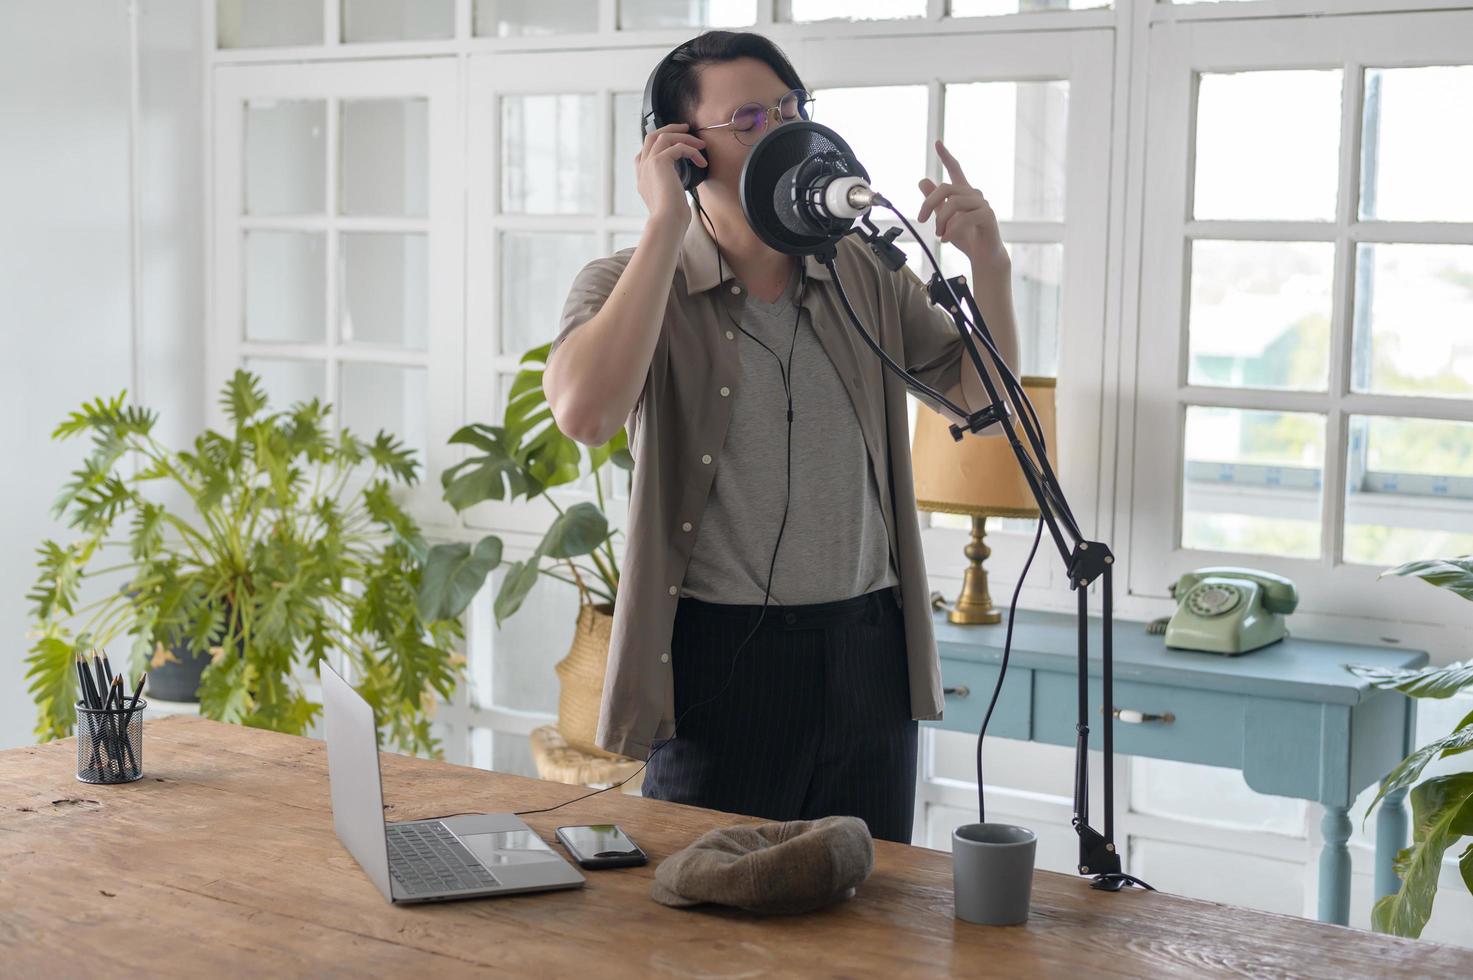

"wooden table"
[2, 717, 1466, 978]
[932, 608, 1426, 925]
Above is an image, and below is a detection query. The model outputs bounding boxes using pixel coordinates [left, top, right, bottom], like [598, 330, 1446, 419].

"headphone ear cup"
[677, 155, 707, 192]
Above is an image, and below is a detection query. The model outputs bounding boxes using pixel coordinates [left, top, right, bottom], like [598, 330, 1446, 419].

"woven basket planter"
[554, 601, 629, 760]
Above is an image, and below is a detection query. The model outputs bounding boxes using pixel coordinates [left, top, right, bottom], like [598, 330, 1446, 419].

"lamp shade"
[911, 376, 1058, 519]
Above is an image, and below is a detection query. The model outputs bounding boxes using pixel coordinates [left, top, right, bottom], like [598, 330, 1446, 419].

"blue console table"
[927, 607, 1427, 926]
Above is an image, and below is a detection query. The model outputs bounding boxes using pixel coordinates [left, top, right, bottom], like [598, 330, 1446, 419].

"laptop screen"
[321, 662, 395, 900]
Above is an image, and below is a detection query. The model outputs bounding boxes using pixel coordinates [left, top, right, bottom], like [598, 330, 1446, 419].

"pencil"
[108, 675, 136, 776]
[130, 671, 146, 705]
[77, 652, 100, 708]
[120, 673, 146, 776]
[75, 654, 102, 773]
[101, 675, 121, 776]
[92, 652, 108, 711]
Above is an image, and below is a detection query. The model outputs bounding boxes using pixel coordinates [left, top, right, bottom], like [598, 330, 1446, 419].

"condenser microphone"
[776, 162, 877, 231]
[739, 120, 875, 257]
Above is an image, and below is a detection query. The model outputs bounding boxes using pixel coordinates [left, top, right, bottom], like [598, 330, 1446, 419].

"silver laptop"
[321, 661, 585, 903]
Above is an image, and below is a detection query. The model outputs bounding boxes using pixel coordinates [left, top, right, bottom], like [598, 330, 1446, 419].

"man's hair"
[654, 31, 807, 130]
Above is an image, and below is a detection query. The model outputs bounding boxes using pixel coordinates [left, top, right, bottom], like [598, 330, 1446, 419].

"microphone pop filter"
[739, 120, 869, 257]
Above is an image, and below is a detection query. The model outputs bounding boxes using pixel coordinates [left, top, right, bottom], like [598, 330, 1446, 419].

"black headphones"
[641, 40, 707, 193]
[640, 39, 812, 195]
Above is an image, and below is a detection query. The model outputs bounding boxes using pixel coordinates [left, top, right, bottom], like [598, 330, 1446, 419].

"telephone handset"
[1163, 567, 1298, 655]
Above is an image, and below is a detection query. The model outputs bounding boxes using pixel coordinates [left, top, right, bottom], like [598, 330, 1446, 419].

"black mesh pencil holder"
[75, 699, 146, 784]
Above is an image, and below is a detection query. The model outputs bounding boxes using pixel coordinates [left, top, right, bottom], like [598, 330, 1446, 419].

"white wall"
[0, 0, 204, 750]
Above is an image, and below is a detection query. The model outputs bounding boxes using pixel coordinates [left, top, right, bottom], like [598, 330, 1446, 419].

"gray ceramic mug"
[951, 823, 1037, 925]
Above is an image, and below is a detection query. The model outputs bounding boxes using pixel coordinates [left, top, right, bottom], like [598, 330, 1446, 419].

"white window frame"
[1125, 8, 1473, 625]
[209, 58, 465, 520]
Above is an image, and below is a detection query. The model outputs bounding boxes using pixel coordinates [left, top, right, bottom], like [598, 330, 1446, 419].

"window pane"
[613, 92, 646, 218]
[340, 99, 428, 217]
[474, 0, 598, 36]
[944, 80, 1068, 222]
[811, 85, 928, 222]
[339, 362, 428, 458]
[244, 357, 326, 409]
[619, 0, 757, 29]
[245, 231, 325, 343]
[1345, 415, 1473, 567]
[1194, 70, 1341, 221]
[340, 233, 428, 348]
[245, 100, 325, 215]
[1182, 406, 1325, 559]
[501, 94, 598, 215]
[952, 0, 1108, 11]
[341, 0, 454, 42]
[1360, 66, 1473, 223]
[217, 0, 323, 48]
[1352, 244, 1473, 400]
[1188, 241, 1333, 391]
[942, 241, 1062, 377]
[611, 231, 642, 252]
[500, 232, 601, 355]
[786, 0, 926, 19]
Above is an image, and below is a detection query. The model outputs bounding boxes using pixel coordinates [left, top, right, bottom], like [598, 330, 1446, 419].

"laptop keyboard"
[386, 821, 500, 897]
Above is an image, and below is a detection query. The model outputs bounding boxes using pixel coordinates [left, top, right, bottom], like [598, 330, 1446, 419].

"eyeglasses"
[694, 89, 815, 146]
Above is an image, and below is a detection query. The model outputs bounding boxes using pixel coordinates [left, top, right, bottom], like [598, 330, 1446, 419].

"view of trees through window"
[1181, 65, 1473, 567]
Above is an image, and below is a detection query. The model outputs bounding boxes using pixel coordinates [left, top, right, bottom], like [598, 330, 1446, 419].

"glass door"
[211, 57, 462, 518]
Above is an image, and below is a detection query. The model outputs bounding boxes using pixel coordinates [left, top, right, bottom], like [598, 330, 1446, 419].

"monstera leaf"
[440, 424, 541, 510]
[492, 503, 612, 624]
[1371, 772, 1473, 938]
[417, 536, 504, 622]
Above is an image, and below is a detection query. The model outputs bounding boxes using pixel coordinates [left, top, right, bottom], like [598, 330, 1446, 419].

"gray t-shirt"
[680, 264, 900, 606]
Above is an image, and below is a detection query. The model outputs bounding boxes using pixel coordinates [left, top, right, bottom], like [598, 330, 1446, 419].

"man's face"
[687, 57, 803, 191]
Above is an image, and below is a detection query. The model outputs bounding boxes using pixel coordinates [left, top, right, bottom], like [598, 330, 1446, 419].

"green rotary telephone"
[1162, 567, 1299, 655]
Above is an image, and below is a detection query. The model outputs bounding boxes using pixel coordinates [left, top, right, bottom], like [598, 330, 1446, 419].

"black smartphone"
[555, 824, 648, 869]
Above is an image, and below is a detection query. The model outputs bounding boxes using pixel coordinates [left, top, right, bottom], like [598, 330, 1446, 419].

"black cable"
[976, 515, 1044, 825]
[513, 190, 802, 818]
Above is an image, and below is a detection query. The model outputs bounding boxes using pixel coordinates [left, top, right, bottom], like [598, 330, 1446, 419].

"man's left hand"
[917, 139, 1009, 277]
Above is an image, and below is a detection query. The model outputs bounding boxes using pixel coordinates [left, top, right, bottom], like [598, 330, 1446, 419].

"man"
[544, 31, 1019, 843]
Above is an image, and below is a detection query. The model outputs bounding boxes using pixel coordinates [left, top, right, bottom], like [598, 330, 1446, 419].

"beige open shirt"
[549, 210, 970, 760]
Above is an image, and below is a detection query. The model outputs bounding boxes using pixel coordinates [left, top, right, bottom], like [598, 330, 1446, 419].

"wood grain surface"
[1, 716, 1466, 979]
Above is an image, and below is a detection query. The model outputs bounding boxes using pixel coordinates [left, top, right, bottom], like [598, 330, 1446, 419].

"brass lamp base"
[949, 514, 1003, 625]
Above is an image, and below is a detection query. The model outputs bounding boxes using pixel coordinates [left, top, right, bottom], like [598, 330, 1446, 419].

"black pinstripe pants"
[642, 585, 918, 844]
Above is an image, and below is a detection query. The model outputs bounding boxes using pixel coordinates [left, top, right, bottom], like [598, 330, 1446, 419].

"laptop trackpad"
[459, 829, 564, 866]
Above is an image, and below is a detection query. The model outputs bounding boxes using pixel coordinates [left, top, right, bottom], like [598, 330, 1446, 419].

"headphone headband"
[640, 39, 706, 192]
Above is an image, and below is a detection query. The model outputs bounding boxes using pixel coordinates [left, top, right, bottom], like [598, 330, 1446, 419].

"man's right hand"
[637, 122, 706, 228]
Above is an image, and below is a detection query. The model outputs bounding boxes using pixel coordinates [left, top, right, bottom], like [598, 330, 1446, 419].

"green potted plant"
[1349, 555, 1473, 938]
[25, 370, 463, 755]
[415, 342, 630, 756]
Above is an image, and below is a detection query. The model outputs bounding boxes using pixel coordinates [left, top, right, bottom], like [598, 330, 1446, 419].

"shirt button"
[725, 330, 734, 340]
[701, 454, 712, 464]
[668, 585, 678, 596]
[660, 653, 670, 664]
[719, 386, 730, 397]
[681, 521, 693, 532]
[783, 612, 797, 625]
[730, 285, 742, 295]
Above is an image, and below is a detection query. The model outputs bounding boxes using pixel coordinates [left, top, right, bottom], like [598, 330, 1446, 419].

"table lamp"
[912, 377, 1057, 625]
